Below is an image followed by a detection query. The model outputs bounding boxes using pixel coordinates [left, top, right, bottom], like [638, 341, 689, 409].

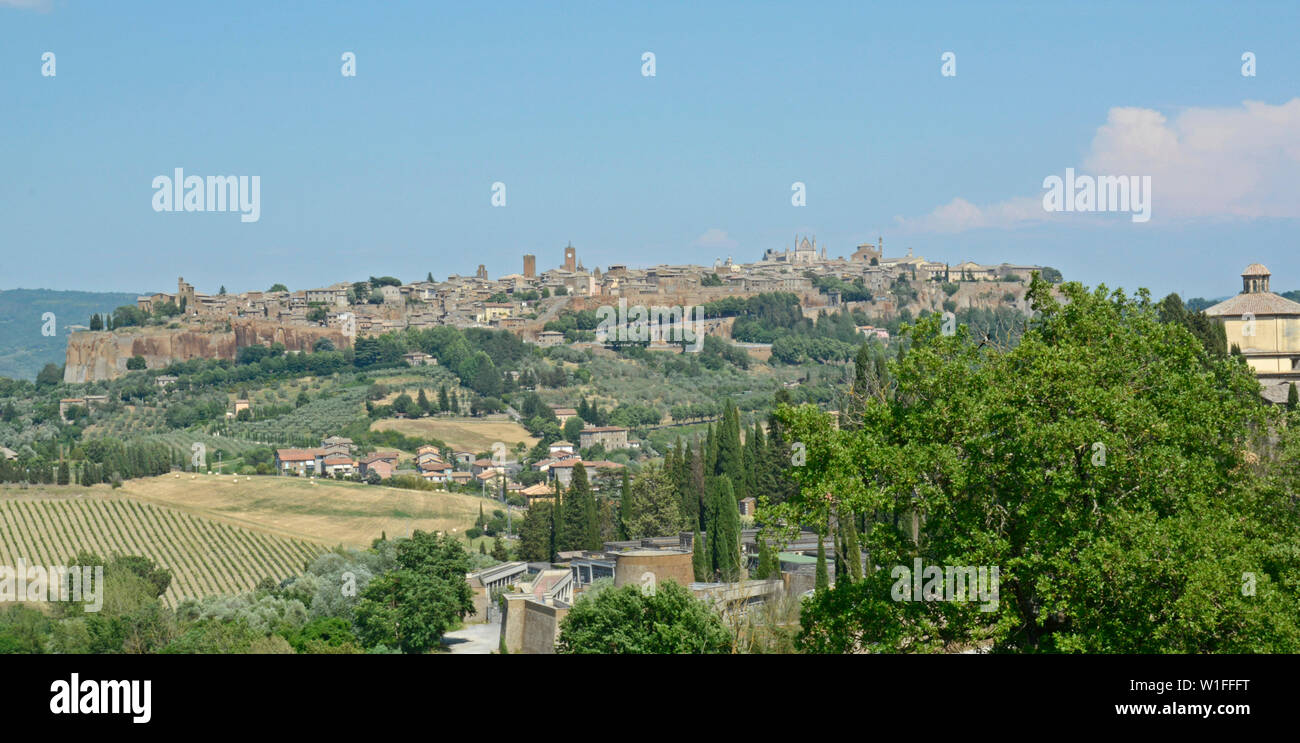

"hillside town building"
[1206, 263, 1300, 404]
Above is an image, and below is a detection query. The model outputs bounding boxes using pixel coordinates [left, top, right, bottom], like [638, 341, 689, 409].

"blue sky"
[3, 0, 1298, 299]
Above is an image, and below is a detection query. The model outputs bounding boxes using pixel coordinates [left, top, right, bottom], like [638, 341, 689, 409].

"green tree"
[562, 415, 585, 443]
[559, 463, 600, 551]
[706, 476, 741, 581]
[814, 531, 828, 592]
[692, 529, 709, 581]
[617, 470, 632, 540]
[519, 501, 555, 562]
[717, 400, 744, 497]
[556, 581, 731, 654]
[391, 393, 415, 416]
[775, 276, 1300, 653]
[36, 363, 63, 388]
[354, 531, 475, 653]
[623, 465, 682, 539]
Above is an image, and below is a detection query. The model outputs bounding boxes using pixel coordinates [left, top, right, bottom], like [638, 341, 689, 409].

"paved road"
[442, 619, 501, 654]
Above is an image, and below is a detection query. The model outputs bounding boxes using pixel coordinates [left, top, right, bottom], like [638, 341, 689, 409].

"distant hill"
[0, 288, 139, 381]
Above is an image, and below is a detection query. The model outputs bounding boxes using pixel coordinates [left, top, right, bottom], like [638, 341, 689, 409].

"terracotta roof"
[1204, 292, 1300, 317]
[1242, 263, 1271, 276]
[277, 448, 322, 462]
[581, 426, 628, 433]
[322, 455, 355, 465]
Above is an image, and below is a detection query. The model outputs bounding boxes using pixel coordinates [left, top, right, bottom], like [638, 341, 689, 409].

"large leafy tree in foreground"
[354, 530, 475, 653]
[772, 276, 1300, 653]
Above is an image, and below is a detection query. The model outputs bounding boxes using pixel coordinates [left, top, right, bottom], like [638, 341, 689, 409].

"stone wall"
[521, 602, 568, 654]
[501, 595, 569, 654]
[64, 319, 351, 383]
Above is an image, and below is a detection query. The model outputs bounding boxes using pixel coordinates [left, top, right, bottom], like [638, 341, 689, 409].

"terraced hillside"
[0, 494, 327, 607]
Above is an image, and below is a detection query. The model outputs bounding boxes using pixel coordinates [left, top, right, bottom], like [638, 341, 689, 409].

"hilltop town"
[63, 237, 1053, 382]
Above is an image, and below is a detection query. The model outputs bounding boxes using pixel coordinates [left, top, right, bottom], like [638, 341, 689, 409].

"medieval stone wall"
[64, 319, 351, 383]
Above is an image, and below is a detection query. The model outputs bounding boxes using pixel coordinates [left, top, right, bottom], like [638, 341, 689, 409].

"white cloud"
[895, 196, 1049, 233]
[693, 228, 738, 251]
[899, 98, 1300, 232]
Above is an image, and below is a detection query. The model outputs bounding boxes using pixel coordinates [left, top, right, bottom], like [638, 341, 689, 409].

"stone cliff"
[64, 319, 352, 383]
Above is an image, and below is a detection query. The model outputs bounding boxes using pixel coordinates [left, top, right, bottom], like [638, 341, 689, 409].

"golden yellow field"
[0, 475, 506, 604]
[370, 417, 537, 453]
[112, 474, 492, 547]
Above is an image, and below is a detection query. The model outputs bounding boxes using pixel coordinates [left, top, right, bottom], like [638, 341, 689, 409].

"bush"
[557, 581, 732, 654]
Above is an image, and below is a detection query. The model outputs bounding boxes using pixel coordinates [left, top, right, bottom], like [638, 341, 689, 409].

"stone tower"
[177, 277, 197, 315]
[523, 253, 536, 278]
[1242, 263, 1271, 294]
[564, 243, 576, 272]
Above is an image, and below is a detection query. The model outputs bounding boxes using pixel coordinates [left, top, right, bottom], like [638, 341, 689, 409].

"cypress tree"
[618, 469, 632, 540]
[834, 520, 846, 580]
[708, 476, 740, 581]
[751, 422, 774, 499]
[717, 400, 744, 496]
[815, 530, 829, 592]
[560, 463, 599, 551]
[519, 501, 554, 562]
[550, 480, 563, 558]
[752, 536, 770, 579]
[692, 529, 709, 582]
[704, 423, 719, 476]
[1289, 382, 1298, 412]
[690, 437, 707, 530]
[840, 506, 862, 582]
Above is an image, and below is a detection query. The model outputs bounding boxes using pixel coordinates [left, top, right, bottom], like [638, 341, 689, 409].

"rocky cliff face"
[64, 320, 351, 383]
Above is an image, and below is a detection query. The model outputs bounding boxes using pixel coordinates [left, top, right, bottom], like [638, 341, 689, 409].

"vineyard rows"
[0, 496, 327, 606]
